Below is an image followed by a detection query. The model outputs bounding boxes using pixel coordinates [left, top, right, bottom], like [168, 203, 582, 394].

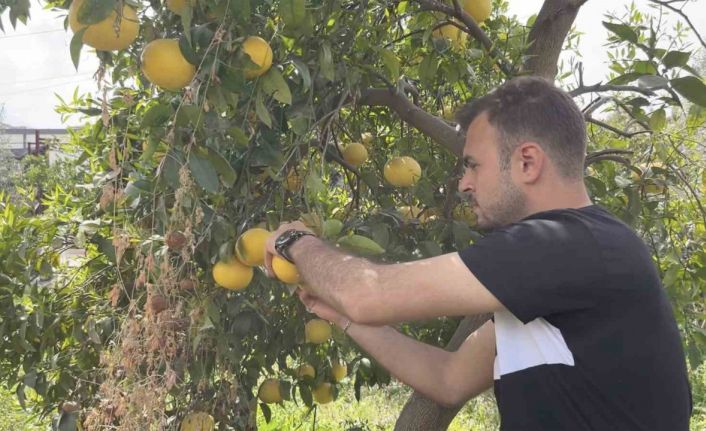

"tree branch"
[585, 149, 633, 167]
[570, 83, 657, 97]
[523, 0, 590, 79]
[585, 116, 652, 138]
[358, 88, 465, 157]
[648, 0, 706, 50]
[412, 0, 515, 78]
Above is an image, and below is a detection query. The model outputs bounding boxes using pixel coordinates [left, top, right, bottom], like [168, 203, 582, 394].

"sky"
[0, 0, 704, 129]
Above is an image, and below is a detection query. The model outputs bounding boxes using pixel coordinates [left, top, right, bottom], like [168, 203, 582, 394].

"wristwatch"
[274, 229, 316, 263]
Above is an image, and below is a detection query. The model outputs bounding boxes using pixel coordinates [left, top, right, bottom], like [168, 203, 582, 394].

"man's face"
[457, 113, 527, 229]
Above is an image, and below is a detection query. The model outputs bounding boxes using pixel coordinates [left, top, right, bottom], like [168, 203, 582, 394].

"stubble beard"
[475, 173, 527, 230]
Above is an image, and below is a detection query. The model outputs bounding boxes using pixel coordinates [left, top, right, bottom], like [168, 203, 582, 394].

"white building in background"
[0, 124, 74, 163]
[0, 124, 70, 163]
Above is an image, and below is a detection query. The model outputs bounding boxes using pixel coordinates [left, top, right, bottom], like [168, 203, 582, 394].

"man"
[264, 77, 692, 430]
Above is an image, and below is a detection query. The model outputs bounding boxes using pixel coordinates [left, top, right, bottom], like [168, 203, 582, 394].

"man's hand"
[297, 289, 349, 328]
[263, 221, 314, 278]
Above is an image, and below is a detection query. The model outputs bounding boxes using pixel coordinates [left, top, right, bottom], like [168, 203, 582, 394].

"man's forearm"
[289, 236, 374, 317]
[337, 319, 458, 407]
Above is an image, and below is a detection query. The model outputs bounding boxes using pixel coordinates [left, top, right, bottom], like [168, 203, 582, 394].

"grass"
[259, 363, 706, 431]
[0, 387, 50, 431]
[257, 382, 500, 431]
[2, 362, 704, 430]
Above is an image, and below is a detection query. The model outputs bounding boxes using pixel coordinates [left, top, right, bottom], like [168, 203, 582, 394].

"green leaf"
[671, 76, 706, 107]
[418, 54, 438, 86]
[305, 171, 326, 197]
[58, 412, 78, 431]
[607, 72, 643, 85]
[299, 382, 313, 406]
[633, 60, 657, 75]
[603, 21, 638, 43]
[648, 108, 666, 131]
[141, 103, 172, 128]
[77, 0, 114, 25]
[419, 240, 442, 257]
[279, 0, 306, 29]
[178, 34, 200, 66]
[228, 127, 250, 147]
[255, 91, 272, 128]
[292, 58, 311, 92]
[380, 48, 400, 80]
[260, 403, 272, 423]
[189, 151, 220, 193]
[70, 27, 87, 70]
[337, 235, 385, 256]
[181, 5, 193, 46]
[229, 0, 251, 23]
[662, 50, 691, 69]
[205, 147, 237, 187]
[637, 75, 668, 89]
[261, 68, 292, 105]
[319, 42, 335, 82]
[322, 219, 343, 239]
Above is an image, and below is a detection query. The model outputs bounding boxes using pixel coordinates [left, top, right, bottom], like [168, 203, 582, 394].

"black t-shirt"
[459, 205, 692, 430]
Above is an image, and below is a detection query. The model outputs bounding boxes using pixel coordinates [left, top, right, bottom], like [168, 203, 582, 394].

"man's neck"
[523, 184, 593, 217]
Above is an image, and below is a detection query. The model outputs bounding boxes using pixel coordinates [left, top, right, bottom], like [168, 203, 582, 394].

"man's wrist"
[288, 234, 319, 262]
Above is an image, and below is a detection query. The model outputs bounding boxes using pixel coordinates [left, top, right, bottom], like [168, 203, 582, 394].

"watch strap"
[275, 229, 315, 263]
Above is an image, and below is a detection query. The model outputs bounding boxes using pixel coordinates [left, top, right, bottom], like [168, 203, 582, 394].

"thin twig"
[648, 0, 706, 50]
[585, 116, 653, 138]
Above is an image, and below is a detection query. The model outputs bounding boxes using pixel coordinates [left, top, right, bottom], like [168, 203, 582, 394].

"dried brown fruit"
[179, 278, 196, 291]
[165, 231, 187, 250]
[61, 401, 80, 413]
[147, 294, 169, 315]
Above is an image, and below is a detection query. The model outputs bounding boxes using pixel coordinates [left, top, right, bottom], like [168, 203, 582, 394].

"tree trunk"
[393, 1, 589, 429]
[393, 314, 491, 431]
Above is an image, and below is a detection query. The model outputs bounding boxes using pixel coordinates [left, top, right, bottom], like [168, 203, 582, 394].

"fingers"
[296, 289, 319, 313]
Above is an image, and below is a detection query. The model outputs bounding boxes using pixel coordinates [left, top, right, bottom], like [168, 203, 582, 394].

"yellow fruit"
[166, 0, 191, 15]
[361, 132, 374, 147]
[212, 258, 254, 290]
[462, 0, 492, 24]
[296, 364, 316, 379]
[384, 156, 422, 187]
[285, 170, 303, 192]
[305, 319, 332, 344]
[331, 362, 347, 382]
[312, 383, 334, 404]
[432, 23, 467, 49]
[69, 0, 139, 51]
[272, 256, 300, 284]
[235, 228, 271, 266]
[342, 143, 368, 167]
[141, 39, 196, 91]
[180, 411, 214, 431]
[242, 36, 273, 79]
[258, 378, 282, 404]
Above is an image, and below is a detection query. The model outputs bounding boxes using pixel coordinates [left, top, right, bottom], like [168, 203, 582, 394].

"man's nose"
[458, 174, 473, 194]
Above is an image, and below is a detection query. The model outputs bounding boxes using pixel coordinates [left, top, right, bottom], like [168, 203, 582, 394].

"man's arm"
[345, 320, 496, 407]
[289, 235, 503, 325]
[299, 287, 497, 408]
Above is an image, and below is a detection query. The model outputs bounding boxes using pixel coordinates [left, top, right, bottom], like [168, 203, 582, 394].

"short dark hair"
[455, 76, 586, 180]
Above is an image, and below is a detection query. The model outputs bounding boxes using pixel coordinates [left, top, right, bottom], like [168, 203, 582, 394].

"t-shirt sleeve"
[458, 216, 603, 324]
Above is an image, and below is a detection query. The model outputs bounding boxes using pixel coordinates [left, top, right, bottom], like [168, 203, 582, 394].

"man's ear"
[516, 142, 544, 183]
